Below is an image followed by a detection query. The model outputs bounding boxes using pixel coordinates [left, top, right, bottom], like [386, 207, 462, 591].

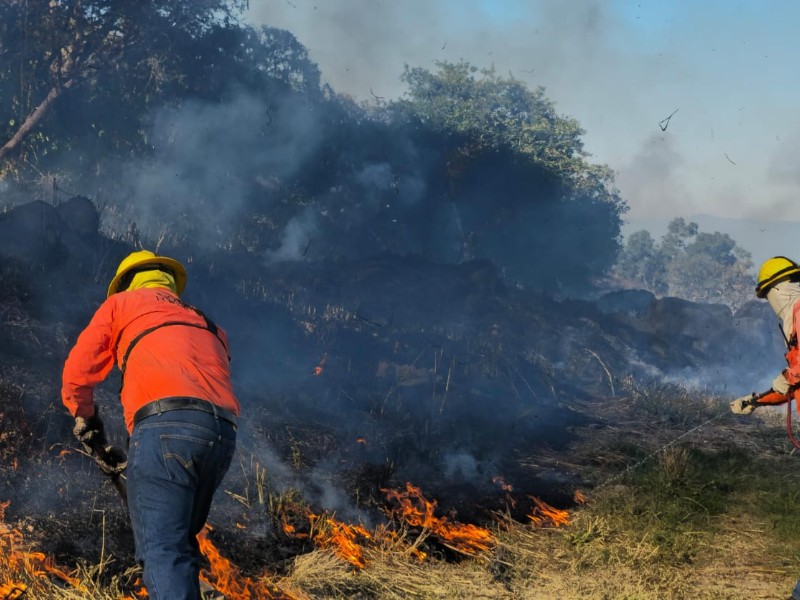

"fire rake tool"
[95, 445, 128, 510]
[81, 438, 128, 510]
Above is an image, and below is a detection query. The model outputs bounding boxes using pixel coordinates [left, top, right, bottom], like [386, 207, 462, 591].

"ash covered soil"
[0, 199, 796, 599]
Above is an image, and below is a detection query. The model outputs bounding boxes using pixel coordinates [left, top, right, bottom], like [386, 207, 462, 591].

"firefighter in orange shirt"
[62, 250, 240, 600]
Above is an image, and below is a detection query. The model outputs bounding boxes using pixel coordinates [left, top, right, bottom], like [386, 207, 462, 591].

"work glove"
[72, 411, 108, 456]
[73, 411, 127, 474]
[73, 412, 108, 453]
[93, 445, 128, 475]
[773, 371, 792, 395]
[730, 393, 758, 415]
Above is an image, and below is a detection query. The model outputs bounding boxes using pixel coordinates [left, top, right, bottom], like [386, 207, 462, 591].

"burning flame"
[197, 525, 296, 600]
[312, 353, 327, 376]
[282, 509, 371, 569]
[120, 578, 148, 599]
[0, 582, 27, 599]
[0, 501, 86, 595]
[383, 483, 495, 556]
[573, 490, 587, 504]
[491, 475, 517, 509]
[527, 496, 570, 527]
[307, 512, 371, 569]
[491, 475, 514, 492]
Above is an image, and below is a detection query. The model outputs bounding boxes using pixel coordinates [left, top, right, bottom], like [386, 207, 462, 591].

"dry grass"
[4, 382, 800, 599]
[285, 546, 510, 599]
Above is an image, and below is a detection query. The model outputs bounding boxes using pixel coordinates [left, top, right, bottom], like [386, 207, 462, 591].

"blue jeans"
[127, 408, 236, 600]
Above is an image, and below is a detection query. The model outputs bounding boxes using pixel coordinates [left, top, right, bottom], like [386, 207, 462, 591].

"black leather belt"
[133, 397, 237, 428]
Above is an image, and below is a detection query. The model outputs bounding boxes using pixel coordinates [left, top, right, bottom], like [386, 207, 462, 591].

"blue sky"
[245, 0, 800, 239]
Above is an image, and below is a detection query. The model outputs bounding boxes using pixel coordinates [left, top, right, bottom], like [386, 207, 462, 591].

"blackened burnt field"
[0, 199, 784, 595]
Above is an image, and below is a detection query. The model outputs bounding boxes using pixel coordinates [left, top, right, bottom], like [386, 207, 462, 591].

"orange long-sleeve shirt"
[62, 287, 240, 432]
[783, 299, 800, 388]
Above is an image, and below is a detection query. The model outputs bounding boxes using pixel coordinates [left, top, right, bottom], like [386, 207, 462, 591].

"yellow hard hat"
[755, 256, 800, 298]
[107, 250, 187, 298]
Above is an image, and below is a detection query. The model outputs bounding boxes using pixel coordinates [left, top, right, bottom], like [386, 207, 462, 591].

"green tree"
[667, 231, 752, 306]
[391, 61, 626, 292]
[614, 218, 753, 309]
[0, 0, 247, 171]
[614, 230, 667, 294]
[395, 61, 618, 193]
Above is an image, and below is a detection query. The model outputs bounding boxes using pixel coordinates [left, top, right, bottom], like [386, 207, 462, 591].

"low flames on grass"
[0, 482, 577, 598]
[383, 482, 496, 556]
[527, 496, 571, 527]
[283, 510, 373, 569]
[278, 481, 576, 568]
[0, 501, 86, 597]
[196, 525, 295, 600]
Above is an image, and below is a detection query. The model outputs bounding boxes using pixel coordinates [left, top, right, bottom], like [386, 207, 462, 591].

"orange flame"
[120, 578, 148, 599]
[133, 578, 148, 597]
[355, 437, 367, 445]
[282, 510, 370, 569]
[372, 525, 428, 562]
[281, 504, 433, 568]
[573, 490, 587, 504]
[313, 353, 328, 376]
[197, 525, 297, 600]
[527, 496, 570, 527]
[0, 582, 27, 599]
[306, 512, 371, 569]
[383, 483, 495, 555]
[491, 475, 514, 492]
[0, 501, 86, 594]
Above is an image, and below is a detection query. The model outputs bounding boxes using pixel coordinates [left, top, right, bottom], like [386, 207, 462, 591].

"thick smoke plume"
[116, 91, 322, 247]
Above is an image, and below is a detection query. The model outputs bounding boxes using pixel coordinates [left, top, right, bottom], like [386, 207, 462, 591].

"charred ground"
[0, 198, 793, 598]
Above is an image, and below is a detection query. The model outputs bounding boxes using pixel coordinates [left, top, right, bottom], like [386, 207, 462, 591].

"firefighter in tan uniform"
[62, 250, 239, 600]
[730, 256, 800, 600]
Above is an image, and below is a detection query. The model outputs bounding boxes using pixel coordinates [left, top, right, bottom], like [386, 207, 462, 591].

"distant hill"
[623, 215, 800, 268]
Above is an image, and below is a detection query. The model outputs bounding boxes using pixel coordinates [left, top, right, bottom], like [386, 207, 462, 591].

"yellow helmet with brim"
[755, 256, 800, 298]
[107, 250, 187, 298]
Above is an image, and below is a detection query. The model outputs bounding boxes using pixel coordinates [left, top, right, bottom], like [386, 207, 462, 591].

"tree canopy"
[0, 3, 627, 296]
[614, 218, 754, 309]
[384, 61, 626, 290]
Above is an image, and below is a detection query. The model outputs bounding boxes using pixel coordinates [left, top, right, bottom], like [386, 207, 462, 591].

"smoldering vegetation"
[0, 195, 781, 539]
[0, 3, 788, 596]
[0, 200, 791, 598]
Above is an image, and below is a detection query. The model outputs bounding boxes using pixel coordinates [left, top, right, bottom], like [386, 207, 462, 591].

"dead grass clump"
[496, 522, 696, 599]
[285, 546, 510, 599]
[284, 549, 373, 598]
[623, 377, 722, 427]
[658, 445, 691, 484]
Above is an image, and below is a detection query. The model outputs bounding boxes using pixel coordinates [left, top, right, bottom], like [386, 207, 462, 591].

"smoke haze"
[245, 0, 800, 223]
